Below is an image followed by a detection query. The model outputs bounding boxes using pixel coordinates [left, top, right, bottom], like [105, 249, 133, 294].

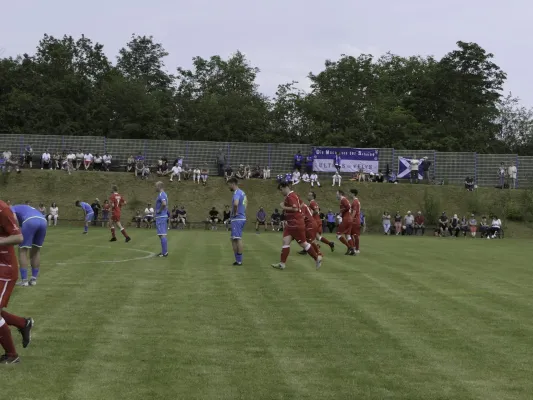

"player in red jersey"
[336, 190, 355, 255]
[308, 191, 334, 251]
[349, 189, 361, 254]
[109, 185, 131, 243]
[271, 182, 322, 270]
[298, 203, 322, 257]
[0, 200, 33, 364]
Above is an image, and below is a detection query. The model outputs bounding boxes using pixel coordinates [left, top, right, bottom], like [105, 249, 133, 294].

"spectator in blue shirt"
[305, 154, 314, 174]
[326, 210, 336, 233]
[334, 152, 342, 172]
[293, 151, 303, 171]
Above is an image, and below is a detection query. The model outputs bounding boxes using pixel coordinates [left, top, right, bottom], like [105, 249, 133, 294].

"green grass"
[4, 227, 533, 400]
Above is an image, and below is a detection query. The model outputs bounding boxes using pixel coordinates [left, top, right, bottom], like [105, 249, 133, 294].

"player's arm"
[158, 198, 167, 214]
[0, 210, 23, 245]
[280, 201, 299, 212]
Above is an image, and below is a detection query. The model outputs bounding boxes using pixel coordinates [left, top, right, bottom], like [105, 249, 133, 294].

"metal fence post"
[185, 141, 189, 163]
[227, 143, 231, 166]
[143, 140, 146, 158]
[433, 150, 437, 180]
[103, 136, 107, 154]
[62, 135, 65, 150]
[474, 153, 478, 185]
[515, 154, 518, 189]
[20, 135, 24, 157]
[268, 144, 272, 170]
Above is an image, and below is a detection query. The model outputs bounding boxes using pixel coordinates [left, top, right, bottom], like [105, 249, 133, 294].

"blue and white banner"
[312, 147, 379, 173]
[398, 157, 424, 179]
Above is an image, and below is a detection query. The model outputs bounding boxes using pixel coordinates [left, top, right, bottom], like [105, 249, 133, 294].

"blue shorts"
[156, 217, 168, 236]
[20, 217, 47, 248]
[85, 212, 94, 222]
[231, 219, 246, 239]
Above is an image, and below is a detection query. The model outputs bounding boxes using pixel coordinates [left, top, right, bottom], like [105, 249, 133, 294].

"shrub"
[422, 189, 441, 226]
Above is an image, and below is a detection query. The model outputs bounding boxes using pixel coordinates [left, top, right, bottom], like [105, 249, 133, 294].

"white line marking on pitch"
[47, 243, 157, 265]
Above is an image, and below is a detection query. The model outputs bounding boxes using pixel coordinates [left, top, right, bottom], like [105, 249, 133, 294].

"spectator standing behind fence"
[508, 162, 517, 189]
[216, 149, 226, 177]
[41, 150, 51, 169]
[420, 156, 431, 182]
[305, 153, 314, 174]
[409, 155, 420, 184]
[334, 152, 342, 172]
[293, 151, 303, 171]
[498, 162, 505, 188]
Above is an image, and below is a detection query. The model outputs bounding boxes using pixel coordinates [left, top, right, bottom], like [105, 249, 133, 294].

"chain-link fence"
[2, 134, 531, 188]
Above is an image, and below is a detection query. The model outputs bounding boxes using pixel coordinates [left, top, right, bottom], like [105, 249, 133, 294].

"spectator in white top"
[93, 154, 103, 171]
[41, 150, 51, 169]
[169, 164, 182, 182]
[83, 152, 93, 170]
[487, 215, 502, 239]
[48, 202, 59, 226]
[292, 170, 301, 185]
[332, 171, 341, 187]
[409, 155, 420, 184]
[508, 162, 517, 189]
[2, 150, 12, 162]
[66, 152, 76, 174]
[193, 167, 201, 184]
[301, 172, 310, 183]
[404, 211, 414, 235]
[263, 166, 271, 179]
[75, 150, 84, 170]
[310, 172, 321, 187]
[103, 153, 112, 171]
[143, 203, 155, 228]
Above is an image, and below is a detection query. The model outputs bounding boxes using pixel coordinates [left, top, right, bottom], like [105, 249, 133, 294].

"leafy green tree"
[496, 93, 533, 154]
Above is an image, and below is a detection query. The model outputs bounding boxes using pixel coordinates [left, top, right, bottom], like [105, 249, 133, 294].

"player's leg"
[296, 231, 321, 268]
[352, 224, 360, 253]
[109, 219, 117, 241]
[28, 221, 46, 285]
[336, 221, 352, 253]
[231, 220, 245, 265]
[17, 248, 30, 286]
[157, 218, 168, 257]
[115, 221, 131, 242]
[272, 233, 293, 269]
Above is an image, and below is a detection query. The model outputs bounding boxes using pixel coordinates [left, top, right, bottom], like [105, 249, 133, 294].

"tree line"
[1, 34, 532, 154]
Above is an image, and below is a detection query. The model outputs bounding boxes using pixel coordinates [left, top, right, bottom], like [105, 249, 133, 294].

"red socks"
[281, 246, 290, 263]
[353, 235, 360, 251]
[311, 242, 322, 257]
[0, 320, 17, 357]
[1, 311, 26, 329]
[121, 228, 129, 238]
[306, 244, 318, 260]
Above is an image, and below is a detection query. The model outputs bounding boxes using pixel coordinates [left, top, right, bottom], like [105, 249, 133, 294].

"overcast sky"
[2, 0, 531, 106]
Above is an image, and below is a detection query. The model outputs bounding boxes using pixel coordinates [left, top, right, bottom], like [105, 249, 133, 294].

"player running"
[11, 204, 47, 286]
[75, 200, 94, 234]
[298, 202, 322, 258]
[349, 189, 361, 255]
[109, 185, 131, 243]
[227, 177, 247, 266]
[308, 191, 334, 251]
[0, 199, 33, 364]
[155, 181, 169, 257]
[271, 182, 322, 270]
[336, 190, 354, 255]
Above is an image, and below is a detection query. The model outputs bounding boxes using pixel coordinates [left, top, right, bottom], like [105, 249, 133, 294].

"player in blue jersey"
[227, 177, 247, 266]
[75, 200, 94, 234]
[11, 204, 47, 287]
[155, 181, 169, 257]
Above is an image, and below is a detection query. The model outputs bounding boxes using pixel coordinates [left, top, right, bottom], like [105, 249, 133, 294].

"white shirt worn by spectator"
[301, 173, 310, 182]
[103, 154, 112, 165]
[76, 152, 84, 160]
[84, 153, 93, 162]
[410, 158, 420, 171]
[48, 206, 59, 225]
[3, 150, 12, 161]
[94, 155, 103, 164]
[310, 173, 321, 187]
[170, 165, 182, 181]
[144, 207, 154, 218]
[508, 165, 517, 179]
[491, 218, 501, 228]
[333, 172, 342, 186]
[67, 153, 76, 161]
[193, 168, 201, 183]
[292, 171, 301, 185]
[263, 167, 271, 179]
[41, 152, 51, 168]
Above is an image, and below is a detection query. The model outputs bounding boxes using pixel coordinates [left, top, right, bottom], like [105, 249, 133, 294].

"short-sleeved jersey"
[155, 191, 168, 218]
[284, 192, 304, 227]
[351, 198, 361, 226]
[0, 200, 21, 273]
[231, 189, 247, 220]
[81, 202, 93, 214]
[309, 200, 321, 223]
[110, 193, 126, 213]
[11, 205, 46, 225]
[339, 196, 351, 219]
[301, 203, 316, 230]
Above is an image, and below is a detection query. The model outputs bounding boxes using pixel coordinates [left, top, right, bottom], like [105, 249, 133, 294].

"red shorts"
[337, 218, 352, 235]
[111, 213, 121, 222]
[283, 225, 306, 243]
[305, 223, 317, 242]
[0, 279, 16, 308]
[314, 218, 322, 234]
[351, 224, 361, 236]
[84, 160, 91, 167]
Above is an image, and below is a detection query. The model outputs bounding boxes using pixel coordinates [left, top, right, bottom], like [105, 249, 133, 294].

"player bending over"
[308, 191, 334, 251]
[75, 200, 94, 234]
[227, 177, 247, 266]
[11, 204, 47, 286]
[109, 185, 131, 243]
[155, 181, 169, 257]
[349, 189, 361, 255]
[271, 182, 322, 270]
[336, 190, 355, 255]
[0, 200, 33, 364]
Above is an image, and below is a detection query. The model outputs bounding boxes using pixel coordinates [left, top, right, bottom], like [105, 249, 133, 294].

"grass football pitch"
[5, 227, 533, 400]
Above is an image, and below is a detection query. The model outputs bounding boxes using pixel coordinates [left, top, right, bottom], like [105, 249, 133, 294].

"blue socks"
[31, 267, 39, 279]
[161, 237, 168, 255]
[84, 225, 88, 233]
[20, 268, 28, 281]
[235, 253, 243, 264]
